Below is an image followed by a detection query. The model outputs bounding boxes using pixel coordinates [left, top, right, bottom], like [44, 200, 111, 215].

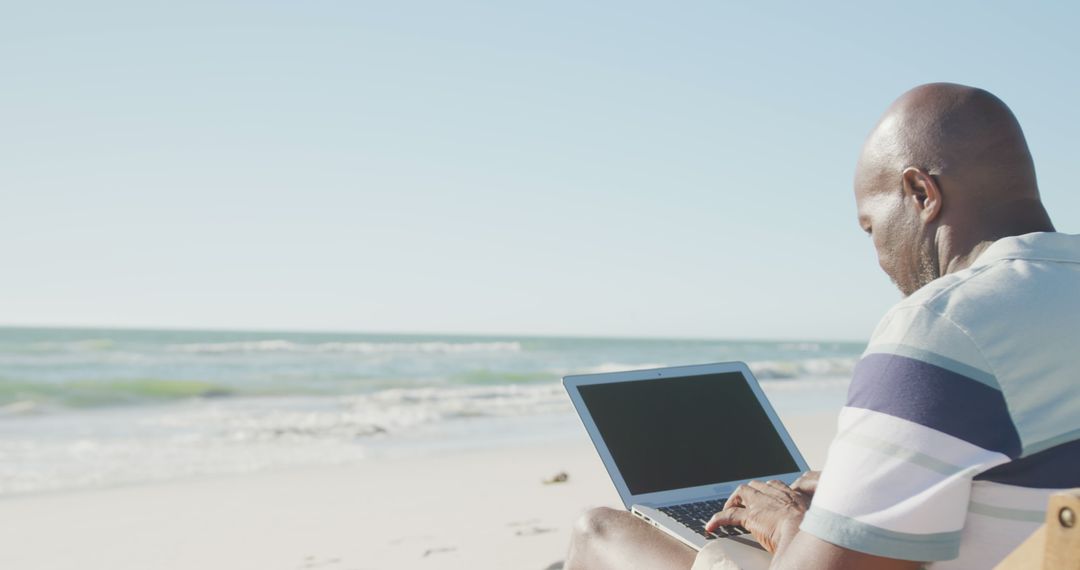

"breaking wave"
[166, 340, 523, 354]
[749, 357, 856, 380]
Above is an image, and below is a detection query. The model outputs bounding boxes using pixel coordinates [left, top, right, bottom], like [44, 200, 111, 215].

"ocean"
[0, 327, 864, 496]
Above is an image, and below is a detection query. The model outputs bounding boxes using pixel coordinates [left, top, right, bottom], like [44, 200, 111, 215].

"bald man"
[563, 83, 1080, 569]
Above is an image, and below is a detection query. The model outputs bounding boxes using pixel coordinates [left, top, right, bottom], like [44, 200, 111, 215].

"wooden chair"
[995, 489, 1080, 569]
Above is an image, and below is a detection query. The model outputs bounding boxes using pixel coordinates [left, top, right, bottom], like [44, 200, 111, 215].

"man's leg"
[564, 507, 697, 570]
[692, 539, 773, 570]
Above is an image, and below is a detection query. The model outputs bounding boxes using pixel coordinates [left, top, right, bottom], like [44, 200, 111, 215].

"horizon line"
[0, 322, 868, 345]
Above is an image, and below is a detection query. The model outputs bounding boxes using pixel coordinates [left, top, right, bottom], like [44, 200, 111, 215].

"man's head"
[854, 82, 1053, 296]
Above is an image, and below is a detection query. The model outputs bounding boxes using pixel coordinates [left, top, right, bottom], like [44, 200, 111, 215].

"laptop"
[563, 361, 809, 551]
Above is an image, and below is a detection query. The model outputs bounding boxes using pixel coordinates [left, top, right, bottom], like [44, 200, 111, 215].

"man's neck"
[942, 239, 995, 275]
[938, 199, 1055, 276]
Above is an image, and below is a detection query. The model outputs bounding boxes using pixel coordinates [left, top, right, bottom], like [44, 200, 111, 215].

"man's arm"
[772, 531, 922, 570]
[704, 304, 1018, 569]
[705, 479, 922, 570]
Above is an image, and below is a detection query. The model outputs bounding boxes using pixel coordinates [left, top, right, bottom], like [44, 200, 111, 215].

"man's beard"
[897, 245, 940, 297]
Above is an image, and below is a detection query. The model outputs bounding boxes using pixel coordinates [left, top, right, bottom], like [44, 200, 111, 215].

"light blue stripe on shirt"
[801, 507, 962, 562]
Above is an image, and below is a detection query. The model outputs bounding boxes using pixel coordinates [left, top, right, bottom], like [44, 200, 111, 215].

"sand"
[0, 412, 836, 570]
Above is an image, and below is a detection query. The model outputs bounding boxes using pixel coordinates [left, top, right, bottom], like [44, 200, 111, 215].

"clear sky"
[3, 1, 1078, 341]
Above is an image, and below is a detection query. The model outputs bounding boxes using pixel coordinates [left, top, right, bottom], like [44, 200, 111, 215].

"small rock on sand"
[543, 471, 569, 484]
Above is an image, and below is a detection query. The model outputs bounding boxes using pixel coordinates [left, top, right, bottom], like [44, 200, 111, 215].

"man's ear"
[901, 167, 943, 223]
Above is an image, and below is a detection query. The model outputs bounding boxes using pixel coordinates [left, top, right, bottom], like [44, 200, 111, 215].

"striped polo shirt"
[800, 232, 1080, 568]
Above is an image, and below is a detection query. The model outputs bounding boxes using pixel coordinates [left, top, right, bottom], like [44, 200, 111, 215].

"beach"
[0, 410, 837, 570]
[5, 3, 1073, 568]
[0, 328, 851, 569]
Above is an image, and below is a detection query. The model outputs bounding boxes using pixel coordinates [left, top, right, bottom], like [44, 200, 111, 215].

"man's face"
[854, 159, 939, 296]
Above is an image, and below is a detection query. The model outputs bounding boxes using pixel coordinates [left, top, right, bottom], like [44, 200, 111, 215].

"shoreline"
[0, 376, 847, 498]
[0, 411, 837, 570]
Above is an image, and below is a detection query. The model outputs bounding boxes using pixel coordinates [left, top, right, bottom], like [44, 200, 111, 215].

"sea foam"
[166, 340, 523, 354]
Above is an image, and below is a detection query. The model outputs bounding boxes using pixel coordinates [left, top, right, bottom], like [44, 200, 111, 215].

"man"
[564, 83, 1080, 569]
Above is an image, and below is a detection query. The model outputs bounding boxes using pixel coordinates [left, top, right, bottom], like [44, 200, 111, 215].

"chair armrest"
[995, 488, 1080, 569]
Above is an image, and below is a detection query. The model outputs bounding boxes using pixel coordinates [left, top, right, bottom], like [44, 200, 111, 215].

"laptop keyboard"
[658, 499, 750, 540]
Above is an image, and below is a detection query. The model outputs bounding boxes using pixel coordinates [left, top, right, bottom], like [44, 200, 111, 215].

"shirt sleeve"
[799, 304, 1020, 562]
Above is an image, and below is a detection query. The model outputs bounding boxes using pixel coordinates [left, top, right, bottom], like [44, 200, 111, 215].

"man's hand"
[705, 480, 810, 554]
[791, 470, 821, 497]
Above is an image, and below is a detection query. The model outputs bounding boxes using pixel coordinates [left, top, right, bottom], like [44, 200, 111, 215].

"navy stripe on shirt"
[976, 438, 1080, 488]
[848, 353, 1021, 457]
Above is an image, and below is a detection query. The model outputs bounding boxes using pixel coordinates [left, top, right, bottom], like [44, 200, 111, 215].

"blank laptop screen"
[577, 371, 799, 495]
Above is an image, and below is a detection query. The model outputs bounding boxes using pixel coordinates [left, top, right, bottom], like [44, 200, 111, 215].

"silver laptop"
[563, 361, 809, 551]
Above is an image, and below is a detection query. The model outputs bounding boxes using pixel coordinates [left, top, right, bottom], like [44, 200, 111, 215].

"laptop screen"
[577, 371, 799, 495]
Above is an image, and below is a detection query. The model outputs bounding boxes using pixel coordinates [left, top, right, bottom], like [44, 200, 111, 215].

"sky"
[3, 1, 1079, 341]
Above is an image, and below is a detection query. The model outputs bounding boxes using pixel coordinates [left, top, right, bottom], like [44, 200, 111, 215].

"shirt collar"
[970, 232, 1080, 269]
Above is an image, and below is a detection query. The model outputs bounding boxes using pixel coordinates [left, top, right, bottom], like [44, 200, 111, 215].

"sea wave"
[166, 340, 523, 354]
[0, 356, 858, 413]
[748, 357, 856, 380]
[776, 342, 822, 352]
[358, 383, 571, 422]
[577, 362, 670, 374]
[143, 383, 573, 444]
[449, 369, 557, 384]
[0, 329, 867, 496]
[0, 378, 238, 413]
[564, 358, 856, 380]
[0, 339, 119, 353]
[0, 382, 576, 496]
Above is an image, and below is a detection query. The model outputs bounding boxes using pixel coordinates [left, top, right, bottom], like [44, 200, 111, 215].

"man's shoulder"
[876, 232, 1080, 341]
[867, 232, 1080, 458]
[867, 268, 993, 368]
